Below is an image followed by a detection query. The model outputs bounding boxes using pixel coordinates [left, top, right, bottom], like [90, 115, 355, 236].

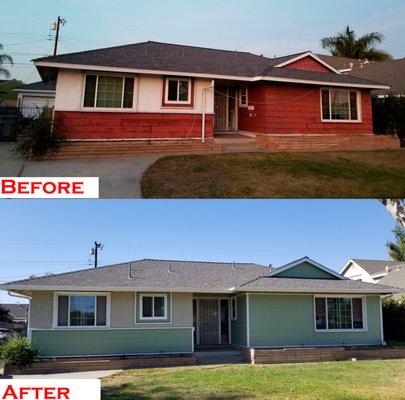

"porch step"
[195, 349, 245, 365]
[216, 137, 261, 153]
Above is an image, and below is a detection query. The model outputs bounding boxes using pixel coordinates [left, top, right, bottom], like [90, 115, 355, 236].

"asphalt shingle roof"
[379, 267, 405, 293]
[0, 259, 397, 294]
[16, 81, 56, 92]
[351, 259, 405, 276]
[0, 304, 29, 321]
[34, 41, 387, 88]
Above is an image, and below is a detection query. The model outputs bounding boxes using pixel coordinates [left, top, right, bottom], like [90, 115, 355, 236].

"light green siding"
[31, 328, 193, 357]
[274, 262, 337, 279]
[249, 294, 382, 347]
[231, 295, 247, 346]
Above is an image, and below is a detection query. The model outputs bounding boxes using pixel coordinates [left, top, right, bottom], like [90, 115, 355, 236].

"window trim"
[52, 292, 111, 329]
[81, 73, 136, 111]
[139, 293, 168, 321]
[320, 88, 362, 123]
[162, 77, 194, 107]
[239, 85, 248, 108]
[313, 295, 367, 333]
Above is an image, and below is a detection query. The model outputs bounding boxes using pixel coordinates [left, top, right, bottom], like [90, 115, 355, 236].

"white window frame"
[320, 88, 362, 123]
[164, 77, 192, 105]
[139, 293, 168, 321]
[230, 297, 237, 320]
[81, 73, 136, 111]
[313, 295, 367, 333]
[52, 292, 111, 329]
[239, 85, 248, 107]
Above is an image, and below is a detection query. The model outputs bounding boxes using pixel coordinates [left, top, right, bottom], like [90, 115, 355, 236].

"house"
[0, 256, 397, 363]
[0, 303, 29, 335]
[31, 41, 399, 157]
[341, 259, 405, 297]
[318, 55, 405, 96]
[14, 81, 56, 118]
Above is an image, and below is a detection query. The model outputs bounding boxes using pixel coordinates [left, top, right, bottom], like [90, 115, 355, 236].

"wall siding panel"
[231, 295, 247, 346]
[274, 262, 337, 279]
[31, 328, 193, 357]
[238, 83, 373, 135]
[249, 294, 382, 347]
[283, 57, 333, 73]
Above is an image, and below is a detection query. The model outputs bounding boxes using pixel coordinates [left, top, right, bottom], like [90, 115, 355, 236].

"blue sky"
[0, 200, 396, 303]
[1, 0, 404, 82]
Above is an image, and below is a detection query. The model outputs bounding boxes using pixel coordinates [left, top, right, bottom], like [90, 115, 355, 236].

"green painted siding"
[249, 294, 382, 347]
[135, 292, 171, 324]
[231, 295, 247, 346]
[274, 262, 337, 279]
[31, 328, 192, 357]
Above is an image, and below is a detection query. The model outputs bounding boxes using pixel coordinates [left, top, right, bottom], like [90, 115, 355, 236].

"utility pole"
[51, 16, 66, 56]
[90, 241, 103, 268]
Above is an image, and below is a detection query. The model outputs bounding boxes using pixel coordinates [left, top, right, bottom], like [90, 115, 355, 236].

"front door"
[214, 86, 227, 132]
[197, 299, 220, 345]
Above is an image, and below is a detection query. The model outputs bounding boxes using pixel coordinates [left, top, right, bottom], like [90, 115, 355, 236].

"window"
[231, 297, 237, 320]
[83, 74, 134, 109]
[164, 78, 191, 104]
[140, 294, 167, 320]
[321, 89, 360, 121]
[56, 294, 108, 327]
[314, 296, 365, 331]
[239, 85, 248, 107]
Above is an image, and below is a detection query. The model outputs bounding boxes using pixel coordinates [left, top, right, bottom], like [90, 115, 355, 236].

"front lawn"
[102, 360, 405, 400]
[141, 149, 405, 198]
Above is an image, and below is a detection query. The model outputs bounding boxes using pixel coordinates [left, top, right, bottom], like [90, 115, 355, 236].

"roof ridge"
[142, 258, 263, 266]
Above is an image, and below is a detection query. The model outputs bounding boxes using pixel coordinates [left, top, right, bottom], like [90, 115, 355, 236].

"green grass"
[102, 360, 405, 400]
[141, 149, 405, 198]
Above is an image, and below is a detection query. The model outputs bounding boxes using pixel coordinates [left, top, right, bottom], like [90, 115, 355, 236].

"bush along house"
[32, 41, 400, 158]
[1, 257, 402, 373]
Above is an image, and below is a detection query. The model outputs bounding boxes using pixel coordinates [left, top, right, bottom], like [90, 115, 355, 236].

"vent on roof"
[232, 262, 236, 271]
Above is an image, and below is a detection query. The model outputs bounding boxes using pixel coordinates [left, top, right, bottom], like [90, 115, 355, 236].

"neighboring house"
[14, 81, 56, 118]
[0, 79, 23, 107]
[318, 55, 405, 96]
[0, 303, 29, 335]
[30, 41, 399, 153]
[341, 259, 405, 297]
[0, 257, 396, 359]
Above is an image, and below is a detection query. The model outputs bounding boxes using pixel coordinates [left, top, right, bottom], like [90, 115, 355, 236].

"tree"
[321, 26, 393, 61]
[0, 43, 13, 78]
[0, 304, 11, 322]
[386, 225, 405, 261]
[380, 199, 405, 227]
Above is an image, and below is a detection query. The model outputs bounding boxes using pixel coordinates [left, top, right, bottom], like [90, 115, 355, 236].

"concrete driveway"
[0, 143, 160, 198]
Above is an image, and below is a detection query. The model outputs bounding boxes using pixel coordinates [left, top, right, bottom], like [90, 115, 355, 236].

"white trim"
[52, 291, 111, 329]
[313, 295, 368, 333]
[13, 89, 56, 94]
[250, 343, 382, 349]
[266, 256, 344, 279]
[31, 326, 192, 331]
[34, 61, 390, 90]
[246, 293, 250, 347]
[2, 284, 395, 295]
[139, 293, 168, 321]
[320, 88, 362, 123]
[274, 52, 342, 74]
[37, 350, 194, 359]
[164, 77, 192, 105]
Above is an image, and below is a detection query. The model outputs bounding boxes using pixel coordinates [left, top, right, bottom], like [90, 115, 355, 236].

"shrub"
[372, 95, 405, 143]
[382, 296, 405, 342]
[15, 109, 64, 159]
[1, 336, 38, 369]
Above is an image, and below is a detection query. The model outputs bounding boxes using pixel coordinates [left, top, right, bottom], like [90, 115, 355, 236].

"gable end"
[274, 53, 341, 74]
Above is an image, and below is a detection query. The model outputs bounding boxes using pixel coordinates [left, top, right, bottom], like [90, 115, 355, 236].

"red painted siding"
[283, 56, 332, 73]
[238, 83, 373, 135]
[53, 111, 214, 140]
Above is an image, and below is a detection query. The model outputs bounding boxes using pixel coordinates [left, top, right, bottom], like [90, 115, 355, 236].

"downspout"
[201, 80, 215, 143]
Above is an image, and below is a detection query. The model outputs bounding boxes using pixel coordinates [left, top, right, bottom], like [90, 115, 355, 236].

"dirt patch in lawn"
[141, 149, 405, 198]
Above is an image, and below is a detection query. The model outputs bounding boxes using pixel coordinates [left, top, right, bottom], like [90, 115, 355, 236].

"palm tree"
[386, 225, 405, 261]
[0, 43, 13, 78]
[321, 26, 393, 61]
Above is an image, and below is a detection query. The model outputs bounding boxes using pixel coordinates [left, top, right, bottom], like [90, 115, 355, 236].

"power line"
[2, 39, 51, 46]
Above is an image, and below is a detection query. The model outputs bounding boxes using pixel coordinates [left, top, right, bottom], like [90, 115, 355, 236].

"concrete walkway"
[8, 370, 122, 379]
[0, 143, 160, 198]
